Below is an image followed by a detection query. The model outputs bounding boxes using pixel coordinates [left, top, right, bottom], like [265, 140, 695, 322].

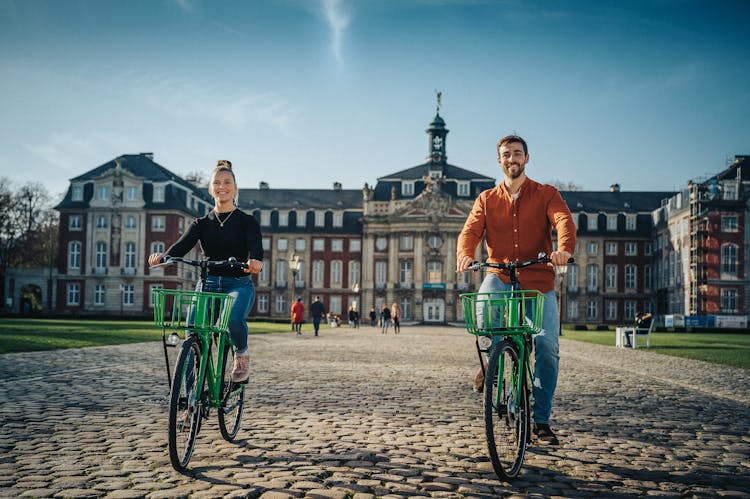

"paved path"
[1, 326, 749, 498]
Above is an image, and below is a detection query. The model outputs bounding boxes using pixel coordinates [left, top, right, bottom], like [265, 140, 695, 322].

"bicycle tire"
[484, 339, 529, 480]
[168, 336, 203, 471]
[218, 343, 244, 441]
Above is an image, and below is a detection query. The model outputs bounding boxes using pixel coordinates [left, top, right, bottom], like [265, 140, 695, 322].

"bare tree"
[546, 179, 583, 191]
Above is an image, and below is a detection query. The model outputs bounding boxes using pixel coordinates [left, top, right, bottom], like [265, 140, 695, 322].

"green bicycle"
[152, 256, 247, 472]
[461, 253, 570, 480]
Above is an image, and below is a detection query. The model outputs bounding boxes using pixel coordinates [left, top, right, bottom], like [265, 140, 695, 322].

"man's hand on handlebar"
[456, 255, 475, 273]
[148, 252, 165, 267]
[549, 250, 573, 266]
[245, 259, 263, 274]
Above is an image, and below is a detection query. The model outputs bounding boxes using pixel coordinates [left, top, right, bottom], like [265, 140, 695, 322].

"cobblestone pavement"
[1, 326, 749, 498]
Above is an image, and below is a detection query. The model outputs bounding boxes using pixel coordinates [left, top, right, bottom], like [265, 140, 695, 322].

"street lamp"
[288, 254, 301, 319]
[351, 282, 360, 312]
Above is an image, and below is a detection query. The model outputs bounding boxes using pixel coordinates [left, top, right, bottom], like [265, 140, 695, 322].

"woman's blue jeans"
[196, 275, 255, 355]
[478, 273, 559, 425]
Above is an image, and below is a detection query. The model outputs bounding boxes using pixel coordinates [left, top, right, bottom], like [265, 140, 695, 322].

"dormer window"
[72, 185, 83, 201]
[457, 181, 470, 197]
[402, 181, 415, 196]
[98, 185, 109, 201]
[153, 186, 165, 203]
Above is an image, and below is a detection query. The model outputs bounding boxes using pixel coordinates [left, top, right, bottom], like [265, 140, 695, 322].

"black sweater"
[165, 209, 264, 277]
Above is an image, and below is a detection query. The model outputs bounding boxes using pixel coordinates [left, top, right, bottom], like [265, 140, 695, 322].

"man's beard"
[503, 162, 525, 179]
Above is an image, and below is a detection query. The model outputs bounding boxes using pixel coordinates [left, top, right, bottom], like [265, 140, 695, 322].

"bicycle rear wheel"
[218, 343, 244, 441]
[168, 336, 202, 471]
[484, 339, 529, 480]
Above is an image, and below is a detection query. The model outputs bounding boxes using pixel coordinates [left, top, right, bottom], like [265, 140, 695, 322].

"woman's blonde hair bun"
[216, 159, 233, 169]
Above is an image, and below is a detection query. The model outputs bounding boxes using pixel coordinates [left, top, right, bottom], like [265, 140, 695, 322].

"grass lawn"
[562, 328, 750, 369]
[0, 318, 296, 354]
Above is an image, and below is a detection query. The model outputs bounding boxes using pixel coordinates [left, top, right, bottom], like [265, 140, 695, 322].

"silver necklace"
[215, 209, 236, 227]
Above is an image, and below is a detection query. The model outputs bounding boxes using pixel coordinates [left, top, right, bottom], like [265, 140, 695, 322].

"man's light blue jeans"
[478, 273, 559, 425]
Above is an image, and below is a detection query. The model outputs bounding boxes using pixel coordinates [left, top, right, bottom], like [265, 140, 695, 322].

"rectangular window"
[605, 300, 617, 320]
[72, 185, 83, 201]
[625, 265, 637, 289]
[275, 294, 286, 313]
[399, 235, 413, 251]
[586, 264, 598, 292]
[349, 261, 361, 287]
[149, 284, 163, 308]
[278, 212, 288, 227]
[259, 259, 270, 284]
[400, 260, 413, 286]
[605, 242, 617, 255]
[605, 264, 617, 289]
[722, 244, 738, 273]
[333, 212, 344, 227]
[427, 261, 442, 283]
[567, 264, 578, 292]
[295, 238, 306, 251]
[313, 238, 325, 251]
[644, 242, 652, 256]
[315, 212, 325, 227]
[721, 215, 738, 232]
[69, 215, 82, 230]
[312, 260, 325, 286]
[97, 215, 108, 229]
[153, 186, 164, 202]
[644, 264, 652, 291]
[375, 261, 387, 287]
[127, 186, 138, 201]
[457, 181, 470, 197]
[626, 215, 637, 231]
[262, 237, 271, 251]
[260, 211, 271, 226]
[277, 238, 288, 251]
[257, 294, 269, 313]
[625, 242, 637, 256]
[723, 181, 738, 201]
[587, 241, 598, 255]
[721, 289, 738, 313]
[151, 216, 165, 231]
[296, 211, 306, 227]
[349, 239, 361, 252]
[567, 300, 578, 319]
[399, 298, 412, 320]
[276, 260, 288, 286]
[94, 285, 106, 306]
[68, 241, 81, 269]
[330, 296, 342, 315]
[122, 284, 134, 305]
[330, 260, 343, 287]
[125, 215, 137, 229]
[331, 239, 343, 252]
[624, 300, 636, 320]
[402, 181, 415, 196]
[67, 283, 80, 305]
[586, 299, 598, 320]
[606, 215, 617, 231]
[151, 241, 165, 254]
[587, 214, 598, 231]
[98, 185, 109, 200]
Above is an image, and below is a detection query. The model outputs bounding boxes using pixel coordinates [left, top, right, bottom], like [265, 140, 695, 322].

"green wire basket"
[152, 289, 235, 334]
[461, 290, 545, 336]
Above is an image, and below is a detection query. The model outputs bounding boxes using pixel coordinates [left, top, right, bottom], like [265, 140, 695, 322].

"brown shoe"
[532, 423, 560, 446]
[473, 366, 485, 393]
[230, 353, 250, 383]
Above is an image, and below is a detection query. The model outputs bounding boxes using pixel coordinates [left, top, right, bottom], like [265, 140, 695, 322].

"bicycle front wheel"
[168, 336, 203, 471]
[218, 343, 244, 441]
[484, 339, 529, 480]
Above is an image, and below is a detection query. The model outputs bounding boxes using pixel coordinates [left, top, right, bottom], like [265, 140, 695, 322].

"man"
[310, 296, 326, 337]
[456, 134, 576, 445]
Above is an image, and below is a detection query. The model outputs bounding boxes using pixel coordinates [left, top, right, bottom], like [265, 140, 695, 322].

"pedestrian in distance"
[369, 307, 377, 326]
[148, 160, 264, 383]
[348, 306, 359, 328]
[391, 302, 402, 334]
[380, 305, 392, 334]
[291, 296, 304, 335]
[310, 296, 326, 337]
[456, 134, 576, 446]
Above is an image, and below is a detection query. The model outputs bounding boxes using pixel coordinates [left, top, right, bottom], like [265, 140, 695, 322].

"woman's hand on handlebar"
[245, 258, 263, 274]
[456, 255, 475, 273]
[148, 252, 165, 267]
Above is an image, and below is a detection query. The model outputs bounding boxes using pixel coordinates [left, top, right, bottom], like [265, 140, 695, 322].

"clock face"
[376, 237, 388, 250]
[428, 235, 442, 249]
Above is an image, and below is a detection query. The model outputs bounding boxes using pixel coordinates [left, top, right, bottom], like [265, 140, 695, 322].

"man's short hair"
[497, 134, 528, 157]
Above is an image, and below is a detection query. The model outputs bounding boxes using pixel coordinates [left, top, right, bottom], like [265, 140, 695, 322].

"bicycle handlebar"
[150, 256, 249, 271]
[465, 252, 574, 272]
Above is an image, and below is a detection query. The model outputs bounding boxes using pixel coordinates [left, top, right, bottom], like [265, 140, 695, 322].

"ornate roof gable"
[392, 176, 470, 221]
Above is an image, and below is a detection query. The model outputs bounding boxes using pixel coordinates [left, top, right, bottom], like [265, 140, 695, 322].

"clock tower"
[426, 92, 448, 168]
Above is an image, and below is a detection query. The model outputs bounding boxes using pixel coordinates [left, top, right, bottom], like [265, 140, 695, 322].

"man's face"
[497, 141, 529, 180]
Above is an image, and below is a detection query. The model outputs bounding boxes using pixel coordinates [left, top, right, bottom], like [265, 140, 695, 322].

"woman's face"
[210, 170, 237, 204]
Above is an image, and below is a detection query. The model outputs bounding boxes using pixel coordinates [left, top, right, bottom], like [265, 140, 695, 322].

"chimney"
[141, 152, 154, 160]
[259, 181, 269, 190]
[333, 182, 342, 191]
[610, 183, 620, 192]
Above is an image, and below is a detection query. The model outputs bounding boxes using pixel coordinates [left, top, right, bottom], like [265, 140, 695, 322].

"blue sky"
[1, 0, 748, 200]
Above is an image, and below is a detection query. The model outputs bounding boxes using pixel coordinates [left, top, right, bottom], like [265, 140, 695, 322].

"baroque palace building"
[37, 109, 748, 327]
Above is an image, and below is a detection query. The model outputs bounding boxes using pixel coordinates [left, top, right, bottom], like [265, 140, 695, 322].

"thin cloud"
[321, 0, 350, 63]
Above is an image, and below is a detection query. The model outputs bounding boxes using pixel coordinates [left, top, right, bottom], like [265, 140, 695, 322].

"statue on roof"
[435, 90, 442, 114]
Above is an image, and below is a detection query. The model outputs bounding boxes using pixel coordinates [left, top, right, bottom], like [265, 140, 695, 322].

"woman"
[291, 297, 305, 335]
[380, 305, 391, 334]
[391, 302, 402, 334]
[148, 160, 263, 382]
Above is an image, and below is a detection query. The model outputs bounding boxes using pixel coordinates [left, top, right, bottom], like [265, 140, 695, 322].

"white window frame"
[68, 241, 81, 270]
[721, 215, 738, 233]
[399, 259, 413, 286]
[257, 294, 269, 313]
[586, 299, 598, 320]
[313, 238, 325, 251]
[587, 214, 598, 231]
[260, 211, 271, 226]
[67, 283, 80, 305]
[124, 242, 136, 270]
[605, 264, 617, 290]
[625, 242, 637, 256]
[606, 215, 617, 231]
[402, 181, 415, 196]
[427, 261, 442, 284]
[625, 264, 637, 290]
[127, 186, 138, 201]
[457, 181, 470, 197]
[94, 284, 106, 306]
[315, 211, 325, 227]
[96, 215, 108, 229]
[626, 214, 637, 231]
[375, 261, 387, 287]
[624, 300, 636, 321]
[721, 243, 738, 274]
[278, 212, 289, 227]
[333, 212, 344, 227]
[605, 300, 617, 320]
[330, 260, 343, 287]
[125, 215, 137, 229]
[348, 260, 361, 287]
[69, 215, 82, 230]
[259, 259, 270, 284]
[721, 288, 738, 313]
[122, 284, 134, 306]
[72, 185, 83, 201]
[152, 216, 165, 231]
[262, 237, 270, 251]
[399, 235, 413, 251]
[605, 242, 617, 255]
[95, 242, 107, 270]
[277, 238, 288, 251]
[587, 241, 598, 255]
[331, 239, 343, 252]
[98, 185, 110, 200]
[567, 264, 579, 292]
[586, 264, 598, 292]
[349, 239, 361, 252]
[296, 211, 306, 227]
[153, 186, 165, 203]
[312, 260, 325, 286]
[295, 238, 306, 251]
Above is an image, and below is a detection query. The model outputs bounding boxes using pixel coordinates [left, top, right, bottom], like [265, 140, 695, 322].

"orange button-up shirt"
[457, 178, 576, 293]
